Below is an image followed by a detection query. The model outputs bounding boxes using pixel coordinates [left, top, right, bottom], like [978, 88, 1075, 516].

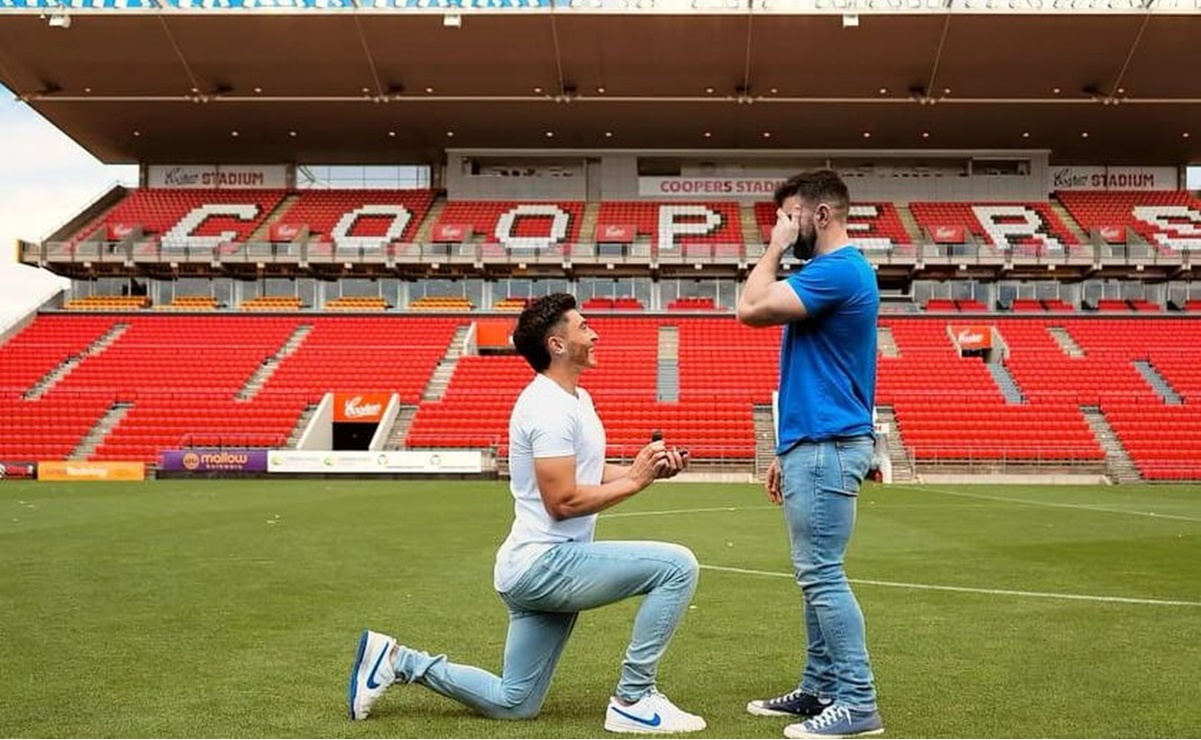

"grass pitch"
[2, 479, 1199, 738]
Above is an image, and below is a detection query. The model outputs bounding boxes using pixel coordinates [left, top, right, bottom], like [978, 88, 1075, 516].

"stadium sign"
[0, 461, 37, 480]
[639, 177, 785, 198]
[951, 325, 992, 351]
[332, 393, 391, 423]
[148, 164, 287, 189]
[160, 449, 269, 473]
[37, 461, 145, 481]
[267, 449, 484, 474]
[1050, 166, 1178, 191]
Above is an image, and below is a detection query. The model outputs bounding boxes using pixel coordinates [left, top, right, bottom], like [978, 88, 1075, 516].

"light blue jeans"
[392, 540, 699, 719]
[779, 437, 878, 712]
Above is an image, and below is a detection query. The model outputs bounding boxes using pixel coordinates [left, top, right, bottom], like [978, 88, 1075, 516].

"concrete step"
[26, 322, 130, 400]
[896, 203, 925, 244]
[421, 324, 472, 401]
[237, 324, 313, 401]
[70, 401, 135, 459]
[1081, 405, 1141, 483]
[877, 325, 900, 358]
[1048, 326, 1085, 357]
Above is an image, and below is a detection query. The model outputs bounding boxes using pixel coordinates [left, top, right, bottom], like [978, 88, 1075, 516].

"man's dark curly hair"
[773, 169, 850, 216]
[513, 292, 577, 372]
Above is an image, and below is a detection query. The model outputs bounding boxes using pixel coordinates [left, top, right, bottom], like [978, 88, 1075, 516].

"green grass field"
[2, 480, 1199, 738]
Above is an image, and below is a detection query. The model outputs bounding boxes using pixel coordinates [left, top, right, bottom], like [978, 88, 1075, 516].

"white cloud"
[0, 89, 137, 265]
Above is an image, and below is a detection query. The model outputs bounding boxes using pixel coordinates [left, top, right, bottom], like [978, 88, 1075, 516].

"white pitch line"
[700, 564, 1201, 607]
[602, 505, 776, 519]
[915, 486, 1201, 524]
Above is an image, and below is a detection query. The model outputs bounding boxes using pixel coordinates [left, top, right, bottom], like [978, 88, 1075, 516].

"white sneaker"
[347, 629, 397, 720]
[604, 690, 707, 734]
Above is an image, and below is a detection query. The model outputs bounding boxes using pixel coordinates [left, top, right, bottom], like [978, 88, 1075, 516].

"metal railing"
[23, 238, 1196, 271]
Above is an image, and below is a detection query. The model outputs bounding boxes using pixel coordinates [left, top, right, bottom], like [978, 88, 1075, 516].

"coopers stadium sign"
[1050, 166, 1177, 192]
[639, 177, 786, 198]
[148, 165, 287, 190]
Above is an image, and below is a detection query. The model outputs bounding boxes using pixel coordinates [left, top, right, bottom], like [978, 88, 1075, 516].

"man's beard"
[791, 229, 818, 261]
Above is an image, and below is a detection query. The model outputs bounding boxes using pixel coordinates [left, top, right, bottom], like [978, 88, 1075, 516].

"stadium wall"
[445, 151, 1059, 202]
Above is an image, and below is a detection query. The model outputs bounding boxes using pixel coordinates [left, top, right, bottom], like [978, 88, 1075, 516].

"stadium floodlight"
[842, 13, 860, 27]
[47, 11, 71, 28]
[443, 13, 461, 28]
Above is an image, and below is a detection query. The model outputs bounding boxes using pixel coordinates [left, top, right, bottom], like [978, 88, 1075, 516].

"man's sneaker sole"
[747, 701, 799, 717]
[347, 629, 371, 720]
[603, 715, 707, 734]
[784, 724, 885, 739]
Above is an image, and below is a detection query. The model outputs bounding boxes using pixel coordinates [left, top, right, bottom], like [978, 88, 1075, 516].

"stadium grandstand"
[2, 0, 1201, 485]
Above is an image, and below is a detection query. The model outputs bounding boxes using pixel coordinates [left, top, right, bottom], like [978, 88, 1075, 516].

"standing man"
[348, 293, 705, 735]
[737, 170, 884, 739]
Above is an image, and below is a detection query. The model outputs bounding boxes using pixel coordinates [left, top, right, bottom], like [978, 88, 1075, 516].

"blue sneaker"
[783, 704, 884, 738]
[347, 629, 397, 720]
[747, 689, 833, 718]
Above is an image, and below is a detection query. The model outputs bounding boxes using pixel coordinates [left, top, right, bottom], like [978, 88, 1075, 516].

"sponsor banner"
[596, 223, 635, 242]
[952, 325, 992, 350]
[160, 448, 268, 473]
[1050, 166, 1177, 191]
[107, 222, 138, 241]
[931, 225, 966, 243]
[476, 320, 516, 350]
[0, 461, 37, 480]
[638, 176, 785, 198]
[332, 392, 391, 423]
[1098, 225, 1127, 243]
[147, 164, 288, 189]
[432, 223, 472, 242]
[270, 222, 305, 242]
[267, 450, 483, 475]
[37, 461, 145, 482]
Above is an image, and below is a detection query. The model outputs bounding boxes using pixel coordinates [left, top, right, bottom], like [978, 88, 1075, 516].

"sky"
[0, 84, 137, 266]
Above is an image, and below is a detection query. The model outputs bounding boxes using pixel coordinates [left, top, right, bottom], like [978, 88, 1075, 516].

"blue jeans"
[779, 437, 878, 712]
[393, 540, 698, 719]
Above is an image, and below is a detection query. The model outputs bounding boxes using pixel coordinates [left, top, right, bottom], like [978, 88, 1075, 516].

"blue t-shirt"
[777, 246, 879, 453]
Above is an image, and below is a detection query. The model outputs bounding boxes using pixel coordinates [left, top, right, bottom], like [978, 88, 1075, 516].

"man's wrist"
[765, 241, 789, 259]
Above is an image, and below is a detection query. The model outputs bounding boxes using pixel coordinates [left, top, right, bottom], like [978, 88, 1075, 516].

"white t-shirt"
[494, 373, 607, 592]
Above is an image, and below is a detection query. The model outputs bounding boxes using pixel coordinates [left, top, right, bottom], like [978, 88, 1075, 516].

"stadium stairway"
[752, 404, 775, 481]
[236, 324, 313, 401]
[25, 322, 129, 400]
[1049, 198, 1090, 244]
[579, 202, 601, 242]
[71, 402, 134, 459]
[248, 193, 302, 242]
[1047, 326, 1085, 356]
[657, 325, 680, 402]
[987, 363, 1026, 404]
[876, 406, 917, 482]
[383, 404, 420, 449]
[896, 203, 925, 243]
[413, 196, 446, 244]
[877, 325, 900, 357]
[1081, 406, 1142, 483]
[421, 325, 472, 401]
[739, 204, 762, 247]
[1133, 360, 1182, 404]
[285, 403, 319, 447]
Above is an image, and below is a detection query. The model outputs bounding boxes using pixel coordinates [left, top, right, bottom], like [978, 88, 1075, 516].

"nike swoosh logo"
[611, 707, 662, 727]
[364, 646, 389, 690]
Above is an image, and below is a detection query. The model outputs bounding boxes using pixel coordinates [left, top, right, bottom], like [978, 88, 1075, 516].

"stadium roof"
[1, 6, 1200, 166]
